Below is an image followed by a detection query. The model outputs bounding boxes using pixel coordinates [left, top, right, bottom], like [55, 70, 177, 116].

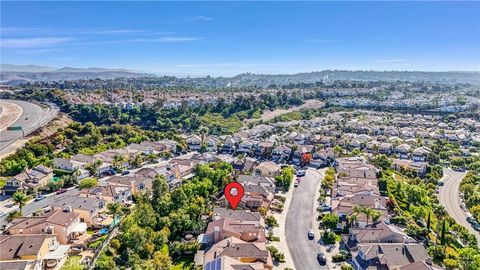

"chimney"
[213, 226, 220, 243]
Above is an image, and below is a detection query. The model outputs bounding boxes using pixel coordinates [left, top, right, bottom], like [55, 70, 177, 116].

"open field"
[246, 99, 325, 123]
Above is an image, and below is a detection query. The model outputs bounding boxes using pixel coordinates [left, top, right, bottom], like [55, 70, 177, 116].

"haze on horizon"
[1, 1, 479, 77]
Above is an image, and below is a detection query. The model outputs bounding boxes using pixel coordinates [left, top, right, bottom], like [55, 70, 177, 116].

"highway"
[286, 168, 328, 270]
[0, 99, 58, 153]
[438, 168, 480, 244]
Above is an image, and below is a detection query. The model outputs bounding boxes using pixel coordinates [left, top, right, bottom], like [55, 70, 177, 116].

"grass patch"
[200, 113, 243, 134]
[0, 177, 6, 189]
[60, 255, 84, 270]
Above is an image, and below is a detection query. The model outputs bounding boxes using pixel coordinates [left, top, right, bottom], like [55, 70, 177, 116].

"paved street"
[0, 189, 78, 227]
[0, 99, 59, 153]
[286, 168, 327, 270]
[438, 168, 480, 244]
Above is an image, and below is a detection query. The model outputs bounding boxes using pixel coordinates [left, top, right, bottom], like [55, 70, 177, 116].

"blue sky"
[1, 1, 479, 76]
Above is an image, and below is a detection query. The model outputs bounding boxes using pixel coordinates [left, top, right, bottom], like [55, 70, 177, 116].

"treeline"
[4, 88, 306, 135]
[0, 122, 177, 176]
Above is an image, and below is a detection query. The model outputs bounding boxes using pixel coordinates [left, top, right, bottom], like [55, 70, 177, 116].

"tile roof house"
[202, 237, 273, 270]
[2, 165, 53, 195]
[51, 196, 105, 226]
[79, 184, 132, 204]
[254, 162, 281, 177]
[353, 243, 430, 270]
[204, 217, 266, 244]
[0, 234, 68, 270]
[341, 222, 410, 251]
[8, 208, 85, 245]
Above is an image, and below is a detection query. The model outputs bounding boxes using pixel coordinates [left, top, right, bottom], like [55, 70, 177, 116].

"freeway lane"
[286, 169, 327, 270]
[0, 99, 58, 152]
[438, 168, 480, 244]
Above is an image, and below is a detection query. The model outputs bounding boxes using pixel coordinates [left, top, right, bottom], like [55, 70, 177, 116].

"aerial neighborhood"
[1, 96, 479, 270]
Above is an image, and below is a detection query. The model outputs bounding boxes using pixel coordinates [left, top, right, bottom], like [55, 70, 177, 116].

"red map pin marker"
[224, 182, 244, 210]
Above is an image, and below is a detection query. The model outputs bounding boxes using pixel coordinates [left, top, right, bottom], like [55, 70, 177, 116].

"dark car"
[121, 170, 131, 175]
[56, 188, 68, 194]
[471, 221, 480, 231]
[467, 216, 475, 224]
[317, 253, 327, 265]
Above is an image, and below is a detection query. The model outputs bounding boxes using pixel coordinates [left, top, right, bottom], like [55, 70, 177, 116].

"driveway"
[286, 168, 328, 270]
[438, 168, 480, 244]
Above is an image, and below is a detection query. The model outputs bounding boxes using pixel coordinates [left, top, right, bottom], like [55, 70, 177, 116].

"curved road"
[438, 168, 480, 244]
[0, 99, 58, 153]
[286, 169, 328, 270]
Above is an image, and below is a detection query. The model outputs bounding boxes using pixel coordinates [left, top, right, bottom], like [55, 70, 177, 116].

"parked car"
[56, 188, 68, 194]
[471, 221, 480, 231]
[296, 170, 306, 177]
[317, 253, 327, 265]
[319, 203, 331, 211]
[294, 181, 299, 188]
[467, 216, 475, 224]
[460, 203, 467, 211]
[308, 229, 315, 239]
[0, 211, 5, 217]
[121, 170, 131, 175]
[5, 203, 14, 208]
[34, 195, 46, 201]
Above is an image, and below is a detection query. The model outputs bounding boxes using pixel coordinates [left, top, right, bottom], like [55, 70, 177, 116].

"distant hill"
[1, 65, 479, 85]
[1, 64, 57, 73]
[0, 64, 148, 84]
[227, 70, 480, 86]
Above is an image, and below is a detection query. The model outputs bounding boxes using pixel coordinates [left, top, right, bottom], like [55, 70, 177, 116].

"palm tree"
[371, 210, 381, 224]
[107, 202, 123, 227]
[12, 191, 29, 214]
[347, 213, 358, 228]
[113, 154, 125, 170]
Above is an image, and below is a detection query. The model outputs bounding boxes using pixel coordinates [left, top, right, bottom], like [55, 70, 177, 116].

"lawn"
[60, 255, 84, 270]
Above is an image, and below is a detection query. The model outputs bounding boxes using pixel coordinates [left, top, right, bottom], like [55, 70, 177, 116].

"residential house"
[341, 222, 410, 251]
[353, 243, 430, 270]
[392, 159, 427, 177]
[202, 237, 273, 270]
[254, 162, 281, 177]
[2, 165, 53, 195]
[7, 208, 86, 245]
[51, 196, 105, 226]
[396, 144, 412, 159]
[0, 234, 68, 270]
[186, 135, 202, 151]
[254, 141, 274, 158]
[204, 217, 266, 244]
[412, 147, 431, 162]
[79, 184, 132, 204]
[205, 136, 221, 152]
[271, 145, 291, 162]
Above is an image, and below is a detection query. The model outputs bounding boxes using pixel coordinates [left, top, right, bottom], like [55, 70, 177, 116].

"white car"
[296, 170, 306, 177]
[308, 229, 315, 239]
[0, 211, 6, 218]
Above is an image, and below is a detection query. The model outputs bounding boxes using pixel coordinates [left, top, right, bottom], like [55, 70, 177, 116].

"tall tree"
[12, 191, 29, 214]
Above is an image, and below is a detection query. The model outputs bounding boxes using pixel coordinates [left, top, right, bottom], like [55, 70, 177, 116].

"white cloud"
[83, 29, 147, 34]
[373, 59, 408, 63]
[130, 36, 202, 42]
[0, 37, 72, 48]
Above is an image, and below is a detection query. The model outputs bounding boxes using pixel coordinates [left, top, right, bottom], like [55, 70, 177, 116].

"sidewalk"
[269, 184, 295, 269]
[312, 168, 341, 270]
